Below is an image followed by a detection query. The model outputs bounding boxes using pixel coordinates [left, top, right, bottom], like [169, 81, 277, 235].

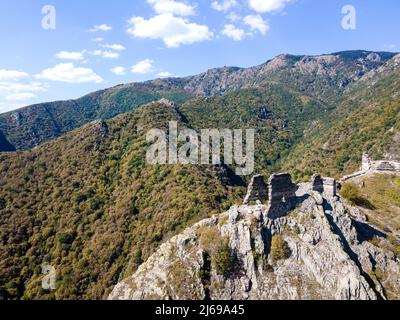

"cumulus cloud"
[227, 12, 241, 22]
[36, 63, 104, 83]
[89, 24, 112, 32]
[131, 59, 155, 74]
[0, 69, 29, 81]
[148, 0, 195, 16]
[157, 71, 172, 78]
[248, 0, 291, 13]
[222, 24, 246, 41]
[127, 13, 213, 48]
[244, 14, 269, 35]
[0, 81, 44, 94]
[56, 51, 85, 61]
[211, 0, 238, 12]
[0, 78, 45, 104]
[101, 44, 126, 51]
[91, 50, 120, 59]
[92, 37, 104, 43]
[111, 66, 127, 75]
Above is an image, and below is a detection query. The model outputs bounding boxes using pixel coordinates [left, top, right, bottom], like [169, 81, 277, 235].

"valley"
[0, 50, 399, 300]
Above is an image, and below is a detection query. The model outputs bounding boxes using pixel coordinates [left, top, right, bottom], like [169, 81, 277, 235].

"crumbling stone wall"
[312, 174, 337, 199]
[312, 174, 324, 193]
[342, 153, 400, 182]
[242, 172, 339, 219]
[265, 173, 298, 219]
[322, 177, 337, 198]
[243, 175, 268, 205]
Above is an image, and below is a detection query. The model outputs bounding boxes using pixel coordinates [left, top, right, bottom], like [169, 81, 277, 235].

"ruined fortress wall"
[370, 160, 400, 172]
[312, 174, 337, 198]
[362, 153, 400, 173]
[342, 154, 400, 182]
[243, 175, 269, 205]
[266, 173, 298, 219]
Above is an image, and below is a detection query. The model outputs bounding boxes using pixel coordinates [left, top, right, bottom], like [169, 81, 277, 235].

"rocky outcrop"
[109, 173, 400, 300]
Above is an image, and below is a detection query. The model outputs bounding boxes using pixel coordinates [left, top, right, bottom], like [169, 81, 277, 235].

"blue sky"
[0, 0, 399, 113]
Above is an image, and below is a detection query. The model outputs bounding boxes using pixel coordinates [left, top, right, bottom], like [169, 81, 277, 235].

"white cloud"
[0, 70, 45, 106]
[131, 59, 155, 74]
[244, 14, 269, 35]
[111, 66, 127, 75]
[222, 24, 246, 41]
[5, 92, 37, 101]
[0, 81, 45, 95]
[56, 51, 85, 61]
[211, 0, 237, 12]
[148, 0, 195, 16]
[0, 69, 29, 81]
[92, 37, 104, 43]
[227, 12, 241, 22]
[157, 71, 172, 78]
[89, 24, 112, 32]
[36, 63, 104, 83]
[101, 44, 126, 51]
[0, 79, 45, 105]
[91, 50, 120, 59]
[248, 0, 291, 13]
[127, 13, 213, 48]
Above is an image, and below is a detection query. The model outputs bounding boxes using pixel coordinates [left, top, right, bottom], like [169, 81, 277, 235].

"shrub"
[270, 235, 291, 261]
[59, 231, 76, 245]
[75, 194, 88, 205]
[212, 238, 234, 278]
[0, 197, 5, 210]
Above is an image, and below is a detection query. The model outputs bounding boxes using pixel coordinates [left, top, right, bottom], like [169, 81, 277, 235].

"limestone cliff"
[109, 174, 400, 300]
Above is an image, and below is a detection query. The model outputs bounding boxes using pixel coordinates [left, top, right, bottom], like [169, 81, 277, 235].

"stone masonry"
[312, 174, 337, 199]
[242, 173, 340, 219]
[243, 175, 269, 205]
[341, 152, 400, 182]
[265, 173, 298, 219]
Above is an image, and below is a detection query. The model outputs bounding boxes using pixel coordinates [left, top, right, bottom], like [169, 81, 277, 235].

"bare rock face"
[109, 174, 400, 301]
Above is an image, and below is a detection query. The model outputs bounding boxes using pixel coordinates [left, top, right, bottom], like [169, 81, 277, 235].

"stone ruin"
[362, 153, 400, 172]
[266, 173, 298, 219]
[312, 174, 337, 199]
[341, 153, 400, 182]
[243, 173, 298, 219]
[243, 172, 340, 219]
[243, 175, 269, 205]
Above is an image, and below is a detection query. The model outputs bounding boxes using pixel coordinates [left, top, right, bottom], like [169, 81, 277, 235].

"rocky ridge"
[109, 173, 400, 300]
[1, 50, 397, 151]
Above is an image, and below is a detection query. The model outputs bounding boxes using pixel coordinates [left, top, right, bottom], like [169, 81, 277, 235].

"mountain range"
[0, 50, 397, 152]
[0, 50, 399, 300]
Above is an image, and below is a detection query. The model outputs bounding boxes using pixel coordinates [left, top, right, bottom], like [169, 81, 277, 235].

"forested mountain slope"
[0, 50, 396, 151]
